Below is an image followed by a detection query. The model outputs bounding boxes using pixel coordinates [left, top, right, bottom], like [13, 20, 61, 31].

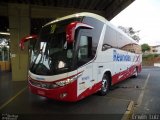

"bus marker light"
[60, 93, 67, 98]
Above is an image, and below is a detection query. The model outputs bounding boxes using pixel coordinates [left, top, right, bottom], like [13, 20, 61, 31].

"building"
[149, 45, 160, 54]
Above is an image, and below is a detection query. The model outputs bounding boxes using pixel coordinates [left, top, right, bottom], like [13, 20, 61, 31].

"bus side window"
[102, 26, 117, 51]
[78, 35, 92, 66]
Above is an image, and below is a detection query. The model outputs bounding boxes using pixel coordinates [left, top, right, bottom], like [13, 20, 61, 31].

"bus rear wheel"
[133, 67, 138, 78]
[99, 74, 110, 96]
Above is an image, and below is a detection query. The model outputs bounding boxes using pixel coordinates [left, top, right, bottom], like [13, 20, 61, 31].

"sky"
[111, 0, 160, 46]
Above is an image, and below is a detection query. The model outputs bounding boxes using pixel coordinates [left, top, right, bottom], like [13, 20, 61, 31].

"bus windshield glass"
[29, 17, 82, 75]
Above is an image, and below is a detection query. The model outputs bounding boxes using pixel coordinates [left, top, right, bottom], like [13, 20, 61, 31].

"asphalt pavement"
[0, 67, 160, 120]
[133, 67, 160, 118]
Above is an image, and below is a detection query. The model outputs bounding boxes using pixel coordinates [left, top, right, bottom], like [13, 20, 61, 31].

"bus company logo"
[113, 50, 131, 62]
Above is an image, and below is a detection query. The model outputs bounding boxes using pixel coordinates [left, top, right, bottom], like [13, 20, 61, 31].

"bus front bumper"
[28, 80, 78, 102]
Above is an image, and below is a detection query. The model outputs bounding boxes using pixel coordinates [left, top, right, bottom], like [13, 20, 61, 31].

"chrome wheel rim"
[134, 68, 138, 76]
[102, 78, 108, 92]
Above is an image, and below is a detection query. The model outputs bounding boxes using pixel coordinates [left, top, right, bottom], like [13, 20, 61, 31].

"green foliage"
[143, 54, 154, 59]
[143, 54, 160, 59]
[141, 44, 150, 53]
[142, 54, 160, 66]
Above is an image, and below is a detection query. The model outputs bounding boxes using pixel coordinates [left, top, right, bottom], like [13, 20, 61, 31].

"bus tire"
[99, 74, 110, 96]
[133, 67, 138, 78]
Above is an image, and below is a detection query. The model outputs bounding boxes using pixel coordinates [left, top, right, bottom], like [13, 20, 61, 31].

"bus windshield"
[29, 17, 81, 75]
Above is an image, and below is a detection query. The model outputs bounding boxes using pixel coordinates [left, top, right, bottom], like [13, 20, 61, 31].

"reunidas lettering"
[113, 50, 131, 61]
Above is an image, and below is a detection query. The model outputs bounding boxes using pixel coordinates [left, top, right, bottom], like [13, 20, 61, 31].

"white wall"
[155, 46, 160, 54]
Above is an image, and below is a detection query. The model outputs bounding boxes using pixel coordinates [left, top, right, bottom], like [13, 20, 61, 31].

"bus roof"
[44, 12, 107, 26]
[44, 12, 138, 45]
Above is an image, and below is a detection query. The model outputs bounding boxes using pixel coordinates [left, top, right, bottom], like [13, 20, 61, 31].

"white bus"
[19, 12, 142, 102]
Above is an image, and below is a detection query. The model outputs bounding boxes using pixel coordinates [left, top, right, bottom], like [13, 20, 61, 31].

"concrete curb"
[121, 101, 134, 120]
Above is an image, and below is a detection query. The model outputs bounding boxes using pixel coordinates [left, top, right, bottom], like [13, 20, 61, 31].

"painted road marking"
[104, 96, 134, 120]
[121, 101, 134, 120]
[0, 87, 27, 110]
[137, 73, 150, 106]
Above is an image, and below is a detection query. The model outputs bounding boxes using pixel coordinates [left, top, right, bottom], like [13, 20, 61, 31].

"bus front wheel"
[99, 74, 110, 96]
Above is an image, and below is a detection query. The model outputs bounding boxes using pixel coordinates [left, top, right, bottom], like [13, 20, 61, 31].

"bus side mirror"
[19, 35, 38, 50]
[66, 21, 93, 44]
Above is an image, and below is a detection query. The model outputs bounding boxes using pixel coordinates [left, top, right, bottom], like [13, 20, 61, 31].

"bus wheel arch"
[99, 71, 112, 96]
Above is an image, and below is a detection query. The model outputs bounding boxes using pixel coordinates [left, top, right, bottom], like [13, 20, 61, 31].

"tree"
[118, 26, 140, 42]
[141, 43, 150, 53]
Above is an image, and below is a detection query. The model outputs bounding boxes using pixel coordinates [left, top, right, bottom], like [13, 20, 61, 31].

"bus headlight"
[55, 73, 82, 87]
[50, 77, 75, 88]
[55, 77, 75, 87]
